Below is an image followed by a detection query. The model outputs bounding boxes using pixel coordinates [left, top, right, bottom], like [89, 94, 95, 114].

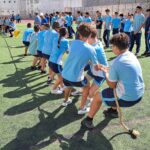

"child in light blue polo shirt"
[112, 12, 121, 35]
[81, 33, 144, 129]
[49, 27, 69, 94]
[84, 12, 92, 24]
[22, 23, 34, 56]
[62, 24, 101, 115]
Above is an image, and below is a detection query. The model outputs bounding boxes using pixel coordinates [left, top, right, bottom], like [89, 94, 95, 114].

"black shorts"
[101, 88, 142, 107]
[23, 41, 30, 47]
[84, 64, 90, 71]
[87, 69, 105, 86]
[63, 77, 88, 88]
[42, 53, 50, 60]
[49, 62, 62, 74]
[37, 50, 43, 57]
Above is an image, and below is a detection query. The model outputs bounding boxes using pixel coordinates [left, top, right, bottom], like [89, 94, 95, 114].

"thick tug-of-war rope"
[114, 89, 140, 139]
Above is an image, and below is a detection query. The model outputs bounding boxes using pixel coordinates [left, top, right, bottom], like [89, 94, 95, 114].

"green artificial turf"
[0, 23, 150, 150]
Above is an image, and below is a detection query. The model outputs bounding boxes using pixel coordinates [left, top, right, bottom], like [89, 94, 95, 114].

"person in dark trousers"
[142, 9, 150, 57]
[129, 6, 145, 56]
[103, 9, 112, 48]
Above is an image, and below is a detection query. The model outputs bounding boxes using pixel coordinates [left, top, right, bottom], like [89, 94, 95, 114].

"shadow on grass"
[1, 99, 88, 150]
[58, 117, 113, 150]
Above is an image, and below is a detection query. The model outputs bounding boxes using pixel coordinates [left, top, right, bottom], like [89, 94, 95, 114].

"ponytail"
[58, 35, 62, 48]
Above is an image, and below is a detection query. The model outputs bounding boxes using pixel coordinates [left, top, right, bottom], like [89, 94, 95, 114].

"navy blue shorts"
[42, 53, 50, 60]
[63, 77, 88, 88]
[101, 88, 142, 107]
[37, 50, 43, 57]
[23, 41, 30, 47]
[49, 62, 62, 74]
[84, 64, 90, 71]
[87, 69, 105, 86]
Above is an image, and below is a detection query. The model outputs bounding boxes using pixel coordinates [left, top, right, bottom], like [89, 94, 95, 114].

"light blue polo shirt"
[22, 28, 34, 42]
[29, 32, 38, 55]
[90, 41, 108, 77]
[62, 40, 98, 82]
[37, 30, 46, 51]
[109, 51, 144, 101]
[50, 37, 69, 65]
[67, 15, 73, 27]
[133, 13, 145, 33]
[124, 19, 133, 32]
[42, 29, 58, 55]
[84, 17, 92, 23]
[103, 15, 112, 30]
[112, 17, 121, 29]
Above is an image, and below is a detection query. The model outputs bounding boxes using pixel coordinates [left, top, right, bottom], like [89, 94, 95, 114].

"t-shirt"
[90, 41, 108, 77]
[29, 32, 38, 55]
[22, 28, 34, 42]
[34, 16, 41, 25]
[76, 16, 83, 27]
[41, 18, 48, 25]
[67, 15, 73, 27]
[9, 22, 16, 30]
[37, 30, 46, 51]
[109, 51, 144, 101]
[103, 15, 112, 30]
[96, 16, 103, 29]
[133, 13, 145, 33]
[42, 29, 58, 55]
[124, 19, 133, 33]
[145, 16, 150, 32]
[84, 17, 92, 23]
[62, 40, 98, 82]
[112, 17, 121, 29]
[51, 16, 58, 26]
[50, 37, 69, 65]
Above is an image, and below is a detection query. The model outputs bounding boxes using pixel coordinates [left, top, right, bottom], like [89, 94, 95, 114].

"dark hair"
[110, 33, 129, 51]
[27, 23, 32, 28]
[146, 9, 150, 12]
[136, 6, 142, 10]
[58, 27, 68, 48]
[78, 24, 91, 38]
[90, 28, 97, 38]
[34, 25, 40, 32]
[119, 13, 124, 17]
[52, 21, 60, 30]
[86, 12, 90, 15]
[105, 9, 110, 12]
[115, 12, 118, 15]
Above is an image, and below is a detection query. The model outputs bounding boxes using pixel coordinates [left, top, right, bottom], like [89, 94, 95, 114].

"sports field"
[0, 23, 150, 150]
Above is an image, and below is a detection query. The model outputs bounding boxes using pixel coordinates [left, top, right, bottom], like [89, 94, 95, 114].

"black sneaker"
[41, 70, 47, 74]
[31, 66, 37, 71]
[103, 108, 118, 118]
[141, 51, 147, 56]
[47, 77, 52, 85]
[81, 118, 94, 130]
[146, 52, 150, 57]
[37, 66, 41, 70]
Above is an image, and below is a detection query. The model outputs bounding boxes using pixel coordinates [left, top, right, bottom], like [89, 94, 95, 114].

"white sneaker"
[78, 107, 90, 115]
[59, 87, 65, 92]
[86, 98, 93, 108]
[51, 89, 63, 95]
[71, 90, 82, 96]
[62, 98, 73, 107]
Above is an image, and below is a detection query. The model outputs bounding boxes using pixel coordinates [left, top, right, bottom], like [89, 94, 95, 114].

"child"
[119, 13, 125, 33]
[41, 22, 60, 80]
[129, 6, 145, 56]
[95, 11, 103, 40]
[86, 28, 108, 109]
[142, 9, 150, 57]
[37, 24, 50, 69]
[28, 25, 40, 70]
[66, 12, 74, 39]
[22, 23, 34, 56]
[84, 12, 92, 25]
[7, 19, 17, 37]
[61, 24, 102, 115]
[81, 33, 144, 129]
[49, 27, 69, 94]
[112, 12, 121, 35]
[103, 9, 112, 48]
